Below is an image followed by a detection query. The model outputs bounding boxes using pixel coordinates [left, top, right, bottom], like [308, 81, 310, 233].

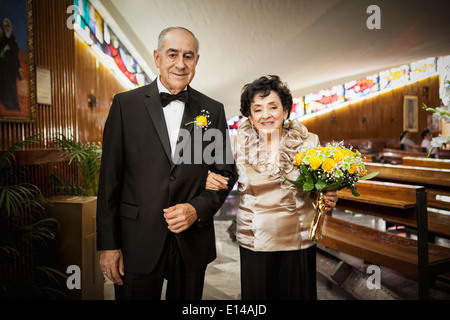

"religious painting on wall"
[0, 0, 36, 122]
[403, 95, 418, 133]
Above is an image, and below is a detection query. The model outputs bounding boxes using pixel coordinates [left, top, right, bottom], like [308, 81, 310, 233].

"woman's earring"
[283, 118, 290, 129]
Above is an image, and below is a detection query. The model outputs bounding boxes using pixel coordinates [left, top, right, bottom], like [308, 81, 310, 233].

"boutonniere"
[185, 110, 211, 129]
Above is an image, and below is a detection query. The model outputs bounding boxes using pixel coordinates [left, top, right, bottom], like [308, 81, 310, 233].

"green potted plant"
[44, 134, 104, 299]
[51, 134, 102, 196]
[0, 133, 66, 299]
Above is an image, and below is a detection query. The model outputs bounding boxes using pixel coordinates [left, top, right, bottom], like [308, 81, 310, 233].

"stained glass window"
[379, 65, 410, 91]
[437, 55, 450, 101]
[344, 74, 379, 101]
[291, 97, 305, 118]
[304, 92, 320, 114]
[73, 0, 151, 87]
[410, 57, 436, 82]
[304, 85, 344, 114]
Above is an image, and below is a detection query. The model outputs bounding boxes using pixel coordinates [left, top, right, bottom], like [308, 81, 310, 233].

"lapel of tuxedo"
[181, 86, 201, 136]
[144, 80, 173, 165]
[171, 85, 200, 159]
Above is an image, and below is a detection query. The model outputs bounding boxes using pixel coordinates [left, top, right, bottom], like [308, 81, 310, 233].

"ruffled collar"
[236, 118, 310, 182]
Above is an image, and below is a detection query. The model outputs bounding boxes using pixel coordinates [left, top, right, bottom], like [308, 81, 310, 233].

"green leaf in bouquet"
[285, 177, 303, 188]
[301, 164, 309, 175]
[350, 186, 360, 197]
[315, 179, 327, 190]
[301, 165, 314, 182]
[303, 181, 314, 191]
[324, 177, 344, 192]
[360, 171, 379, 180]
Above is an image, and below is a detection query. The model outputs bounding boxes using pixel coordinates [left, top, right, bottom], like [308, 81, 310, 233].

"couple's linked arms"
[205, 173, 339, 211]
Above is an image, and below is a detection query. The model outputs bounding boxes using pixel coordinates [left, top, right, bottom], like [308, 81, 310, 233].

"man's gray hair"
[157, 27, 200, 54]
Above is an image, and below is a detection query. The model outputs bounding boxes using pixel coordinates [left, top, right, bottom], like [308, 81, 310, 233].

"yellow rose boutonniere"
[185, 110, 211, 129]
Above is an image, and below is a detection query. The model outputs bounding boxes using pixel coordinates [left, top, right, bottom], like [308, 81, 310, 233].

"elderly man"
[96, 27, 236, 300]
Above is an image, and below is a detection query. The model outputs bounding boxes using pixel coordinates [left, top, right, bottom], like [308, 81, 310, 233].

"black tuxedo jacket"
[96, 80, 236, 273]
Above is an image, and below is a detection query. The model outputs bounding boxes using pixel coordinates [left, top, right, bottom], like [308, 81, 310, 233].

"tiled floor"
[104, 219, 350, 300]
[105, 215, 450, 300]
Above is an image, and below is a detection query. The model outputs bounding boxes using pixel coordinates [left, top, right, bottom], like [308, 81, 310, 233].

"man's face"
[153, 29, 199, 94]
[3, 19, 11, 38]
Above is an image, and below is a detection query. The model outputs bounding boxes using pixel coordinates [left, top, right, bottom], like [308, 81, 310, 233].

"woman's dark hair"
[400, 130, 409, 140]
[240, 75, 292, 118]
[421, 129, 430, 139]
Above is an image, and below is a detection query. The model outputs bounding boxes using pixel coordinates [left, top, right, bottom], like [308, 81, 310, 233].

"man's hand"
[163, 203, 198, 233]
[99, 249, 124, 285]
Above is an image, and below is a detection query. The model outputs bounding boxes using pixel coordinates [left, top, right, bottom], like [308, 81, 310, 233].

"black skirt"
[239, 245, 317, 300]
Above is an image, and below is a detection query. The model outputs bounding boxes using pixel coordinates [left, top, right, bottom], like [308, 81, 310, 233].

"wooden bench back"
[336, 180, 425, 228]
[357, 163, 450, 236]
[337, 180, 421, 208]
[364, 162, 450, 187]
[402, 156, 450, 170]
[378, 148, 428, 164]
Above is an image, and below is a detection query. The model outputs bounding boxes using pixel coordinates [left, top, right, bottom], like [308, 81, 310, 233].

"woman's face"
[248, 90, 288, 133]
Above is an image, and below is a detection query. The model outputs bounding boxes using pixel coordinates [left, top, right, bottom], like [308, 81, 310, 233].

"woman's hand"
[206, 172, 229, 191]
[322, 191, 338, 211]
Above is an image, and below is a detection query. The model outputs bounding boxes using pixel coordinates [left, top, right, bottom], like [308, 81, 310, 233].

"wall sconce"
[88, 91, 97, 109]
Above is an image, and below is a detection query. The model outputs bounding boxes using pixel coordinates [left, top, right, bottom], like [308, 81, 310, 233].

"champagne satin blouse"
[235, 119, 320, 252]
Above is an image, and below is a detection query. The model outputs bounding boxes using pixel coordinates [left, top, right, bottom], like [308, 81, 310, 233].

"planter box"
[45, 196, 103, 300]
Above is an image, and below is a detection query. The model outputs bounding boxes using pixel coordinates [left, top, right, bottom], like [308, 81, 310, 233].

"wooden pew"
[437, 149, 450, 159]
[363, 162, 450, 239]
[321, 180, 450, 300]
[376, 148, 428, 164]
[341, 138, 392, 155]
[364, 162, 450, 187]
[402, 156, 450, 170]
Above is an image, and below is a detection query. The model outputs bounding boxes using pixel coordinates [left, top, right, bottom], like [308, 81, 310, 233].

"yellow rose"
[333, 151, 345, 162]
[294, 152, 305, 165]
[196, 115, 208, 127]
[306, 149, 317, 157]
[310, 156, 322, 170]
[348, 163, 360, 174]
[322, 158, 336, 172]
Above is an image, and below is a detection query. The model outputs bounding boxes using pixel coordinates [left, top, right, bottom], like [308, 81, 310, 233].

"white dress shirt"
[157, 76, 186, 158]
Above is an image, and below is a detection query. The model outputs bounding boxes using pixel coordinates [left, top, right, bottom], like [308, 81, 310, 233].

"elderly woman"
[206, 75, 338, 300]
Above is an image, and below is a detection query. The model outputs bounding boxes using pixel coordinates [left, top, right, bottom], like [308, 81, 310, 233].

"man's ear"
[195, 54, 200, 66]
[153, 50, 160, 68]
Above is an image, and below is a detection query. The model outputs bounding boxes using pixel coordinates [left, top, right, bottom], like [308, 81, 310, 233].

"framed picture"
[403, 95, 418, 132]
[0, 0, 36, 122]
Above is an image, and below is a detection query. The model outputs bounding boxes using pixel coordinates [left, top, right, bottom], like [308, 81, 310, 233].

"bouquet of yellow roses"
[288, 143, 378, 242]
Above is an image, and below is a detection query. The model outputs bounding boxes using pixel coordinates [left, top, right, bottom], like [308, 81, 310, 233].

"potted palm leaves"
[0, 134, 66, 299]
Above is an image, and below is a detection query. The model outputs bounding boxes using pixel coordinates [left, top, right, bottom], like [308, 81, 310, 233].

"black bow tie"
[159, 91, 189, 107]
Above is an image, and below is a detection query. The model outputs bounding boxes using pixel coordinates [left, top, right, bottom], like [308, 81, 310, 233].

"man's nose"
[175, 56, 185, 69]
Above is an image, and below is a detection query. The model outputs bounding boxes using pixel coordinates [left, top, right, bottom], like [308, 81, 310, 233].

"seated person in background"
[421, 129, 437, 156]
[400, 130, 415, 150]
